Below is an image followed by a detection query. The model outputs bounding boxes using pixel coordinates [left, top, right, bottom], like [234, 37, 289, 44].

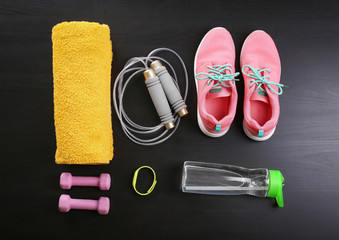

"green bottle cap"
[267, 170, 285, 207]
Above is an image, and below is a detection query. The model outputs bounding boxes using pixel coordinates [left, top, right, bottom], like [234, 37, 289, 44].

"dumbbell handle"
[70, 176, 100, 187]
[70, 198, 99, 211]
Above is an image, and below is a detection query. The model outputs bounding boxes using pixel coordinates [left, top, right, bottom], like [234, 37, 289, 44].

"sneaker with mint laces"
[240, 30, 286, 141]
[194, 27, 239, 137]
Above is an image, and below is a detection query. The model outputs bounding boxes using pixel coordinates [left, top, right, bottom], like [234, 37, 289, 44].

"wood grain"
[1, 0, 339, 239]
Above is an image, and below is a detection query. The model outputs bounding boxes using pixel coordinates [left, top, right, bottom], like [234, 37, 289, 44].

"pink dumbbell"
[58, 194, 110, 215]
[60, 172, 111, 190]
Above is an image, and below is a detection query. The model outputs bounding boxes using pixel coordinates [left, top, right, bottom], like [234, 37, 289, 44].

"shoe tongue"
[207, 85, 231, 99]
[250, 90, 269, 104]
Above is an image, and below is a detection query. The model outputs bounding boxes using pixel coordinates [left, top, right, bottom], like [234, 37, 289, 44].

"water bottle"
[181, 161, 284, 207]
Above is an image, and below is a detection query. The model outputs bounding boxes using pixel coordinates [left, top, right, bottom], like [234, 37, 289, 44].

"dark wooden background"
[1, 0, 339, 239]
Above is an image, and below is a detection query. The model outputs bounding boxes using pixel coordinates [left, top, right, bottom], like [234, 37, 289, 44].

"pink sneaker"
[240, 30, 286, 141]
[194, 27, 239, 137]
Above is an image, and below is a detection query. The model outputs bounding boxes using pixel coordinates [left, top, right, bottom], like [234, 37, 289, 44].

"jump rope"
[113, 48, 189, 146]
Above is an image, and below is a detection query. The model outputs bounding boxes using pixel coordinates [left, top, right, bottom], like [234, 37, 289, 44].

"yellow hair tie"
[132, 166, 157, 196]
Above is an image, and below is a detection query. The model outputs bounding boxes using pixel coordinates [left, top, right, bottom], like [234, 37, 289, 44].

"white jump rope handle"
[151, 60, 188, 117]
[143, 69, 175, 130]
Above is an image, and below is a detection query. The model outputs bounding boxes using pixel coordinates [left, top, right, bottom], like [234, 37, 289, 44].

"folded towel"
[52, 21, 113, 164]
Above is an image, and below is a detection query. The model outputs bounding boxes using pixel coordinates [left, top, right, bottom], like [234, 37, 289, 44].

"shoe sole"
[194, 27, 230, 138]
[242, 120, 276, 141]
[240, 30, 279, 141]
[197, 106, 230, 137]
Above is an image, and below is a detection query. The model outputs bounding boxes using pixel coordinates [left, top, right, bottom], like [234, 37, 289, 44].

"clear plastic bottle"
[181, 161, 284, 207]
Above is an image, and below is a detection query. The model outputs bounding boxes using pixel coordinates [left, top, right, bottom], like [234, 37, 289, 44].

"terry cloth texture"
[52, 21, 113, 164]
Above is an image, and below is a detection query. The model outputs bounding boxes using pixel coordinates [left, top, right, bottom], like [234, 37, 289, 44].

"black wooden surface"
[1, 0, 339, 239]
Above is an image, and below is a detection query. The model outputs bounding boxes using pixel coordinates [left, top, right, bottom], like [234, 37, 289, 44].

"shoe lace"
[196, 64, 240, 88]
[241, 65, 286, 95]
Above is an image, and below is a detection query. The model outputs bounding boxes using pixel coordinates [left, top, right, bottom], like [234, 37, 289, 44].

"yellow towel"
[52, 21, 113, 164]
